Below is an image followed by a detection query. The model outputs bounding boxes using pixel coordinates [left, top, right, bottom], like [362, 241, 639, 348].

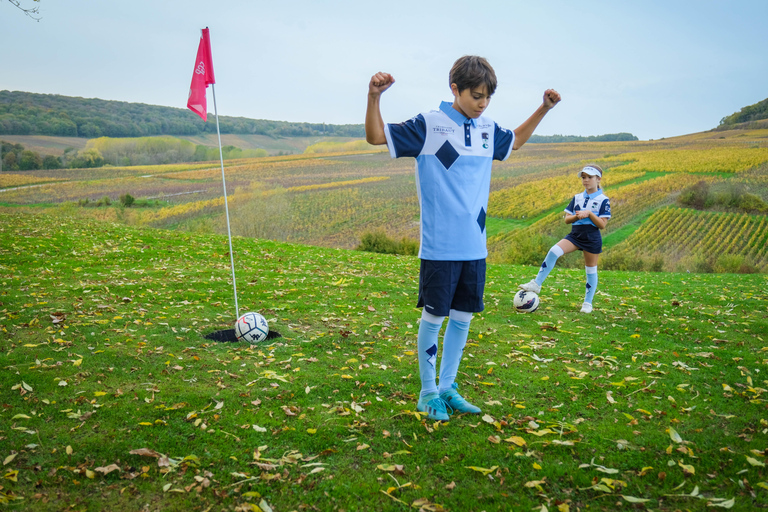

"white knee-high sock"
[437, 310, 472, 394]
[417, 311, 444, 397]
[584, 266, 598, 304]
[535, 245, 565, 286]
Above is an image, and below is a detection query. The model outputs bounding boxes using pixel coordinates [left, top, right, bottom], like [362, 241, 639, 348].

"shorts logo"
[482, 132, 489, 149]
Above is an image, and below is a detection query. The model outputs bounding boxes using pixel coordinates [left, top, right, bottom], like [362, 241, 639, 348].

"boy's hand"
[369, 72, 395, 96]
[543, 89, 561, 109]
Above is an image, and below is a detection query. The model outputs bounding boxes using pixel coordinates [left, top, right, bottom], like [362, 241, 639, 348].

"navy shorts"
[565, 225, 603, 254]
[417, 259, 486, 317]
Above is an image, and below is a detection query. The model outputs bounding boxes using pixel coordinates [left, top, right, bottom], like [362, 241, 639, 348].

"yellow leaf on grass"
[306, 428, 317, 434]
[11, 414, 31, 420]
[756, 482, 768, 490]
[678, 460, 695, 475]
[94, 392, 107, 397]
[66, 445, 73, 455]
[533, 462, 542, 470]
[504, 436, 526, 447]
[668, 427, 683, 443]
[466, 465, 498, 476]
[85, 469, 95, 479]
[3, 454, 17, 465]
[73, 359, 83, 366]
[341, 375, 353, 379]
[747, 456, 766, 467]
[524, 479, 546, 488]
[4, 469, 19, 482]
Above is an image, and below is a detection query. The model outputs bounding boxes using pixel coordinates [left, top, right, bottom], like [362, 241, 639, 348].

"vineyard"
[606, 207, 768, 272]
[1, 129, 767, 272]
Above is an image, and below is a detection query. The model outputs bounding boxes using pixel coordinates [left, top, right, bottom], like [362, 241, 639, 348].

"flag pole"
[210, 83, 239, 320]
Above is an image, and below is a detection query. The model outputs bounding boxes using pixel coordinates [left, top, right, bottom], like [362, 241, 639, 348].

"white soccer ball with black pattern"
[235, 312, 269, 343]
[513, 290, 540, 313]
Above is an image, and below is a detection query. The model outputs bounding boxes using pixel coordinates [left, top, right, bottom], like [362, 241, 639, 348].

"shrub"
[714, 254, 759, 274]
[398, 237, 420, 256]
[96, 196, 112, 207]
[502, 232, 560, 266]
[357, 231, 399, 255]
[648, 255, 665, 272]
[357, 231, 419, 256]
[677, 181, 710, 209]
[601, 251, 645, 271]
[738, 192, 768, 213]
[119, 193, 135, 207]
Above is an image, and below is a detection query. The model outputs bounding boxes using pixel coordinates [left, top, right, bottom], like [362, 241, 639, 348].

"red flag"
[187, 28, 216, 121]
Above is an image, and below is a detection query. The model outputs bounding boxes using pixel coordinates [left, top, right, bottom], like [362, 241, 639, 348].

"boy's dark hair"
[449, 56, 497, 95]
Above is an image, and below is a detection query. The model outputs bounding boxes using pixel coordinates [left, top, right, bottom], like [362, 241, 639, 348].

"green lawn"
[1, 209, 767, 511]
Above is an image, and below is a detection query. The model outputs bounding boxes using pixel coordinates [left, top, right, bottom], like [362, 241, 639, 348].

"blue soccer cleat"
[439, 383, 481, 414]
[416, 393, 451, 422]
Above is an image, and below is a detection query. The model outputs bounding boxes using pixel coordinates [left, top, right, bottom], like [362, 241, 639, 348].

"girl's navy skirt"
[565, 224, 603, 254]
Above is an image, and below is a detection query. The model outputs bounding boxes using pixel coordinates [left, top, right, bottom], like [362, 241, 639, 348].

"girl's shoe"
[519, 280, 541, 294]
[580, 302, 593, 314]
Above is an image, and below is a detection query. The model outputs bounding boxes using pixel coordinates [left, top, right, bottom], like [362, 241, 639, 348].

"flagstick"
[210, 83, 239, 320]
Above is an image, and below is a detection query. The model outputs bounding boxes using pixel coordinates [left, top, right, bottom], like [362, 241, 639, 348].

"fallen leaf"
[621, 495, 650, 503]
[129, 448, 161, 458]
[465, 465, 498, 476]
[678, 460, 695, 475]
[668, 427, 683, 443]
[95, 464, 121, 475]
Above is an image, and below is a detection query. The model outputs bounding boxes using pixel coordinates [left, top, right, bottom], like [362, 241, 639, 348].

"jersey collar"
[440, 101, 476, 128]
[583, 188, 603, 199]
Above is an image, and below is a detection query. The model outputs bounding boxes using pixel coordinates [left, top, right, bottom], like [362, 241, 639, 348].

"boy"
[365, 56, 561, 421]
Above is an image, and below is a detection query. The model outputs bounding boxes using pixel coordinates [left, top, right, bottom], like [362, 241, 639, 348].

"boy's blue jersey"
[384, 101, 515, 260]
[565, 189, 611, 227]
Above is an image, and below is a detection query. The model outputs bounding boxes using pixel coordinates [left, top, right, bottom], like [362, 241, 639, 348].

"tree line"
[0, 90, 365, 138]
[1, 137, 269, 171]
[718, 97, 768, 127]
[528, 132, 638, 143]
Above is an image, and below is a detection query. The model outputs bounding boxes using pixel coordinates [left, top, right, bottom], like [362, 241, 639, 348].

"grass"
[1, 209, 767, 511]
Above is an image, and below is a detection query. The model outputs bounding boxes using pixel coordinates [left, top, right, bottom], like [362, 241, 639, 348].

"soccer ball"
[235, 312, 269, 343]
[513, 290, 540, 313]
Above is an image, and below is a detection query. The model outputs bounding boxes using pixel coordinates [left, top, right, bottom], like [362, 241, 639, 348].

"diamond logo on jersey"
[477, 207, 486, 233]
[435, 141, 460, 170]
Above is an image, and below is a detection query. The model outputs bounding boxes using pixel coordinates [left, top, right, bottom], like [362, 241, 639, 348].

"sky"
[2, 0, 767, 141]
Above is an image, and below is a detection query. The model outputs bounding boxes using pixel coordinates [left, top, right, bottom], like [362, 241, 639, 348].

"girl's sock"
[535, 245, 565, 286]
[584, 266, 598, 304]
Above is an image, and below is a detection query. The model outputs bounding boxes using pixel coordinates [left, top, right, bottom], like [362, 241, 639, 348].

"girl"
[519, 164, 610, 313]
